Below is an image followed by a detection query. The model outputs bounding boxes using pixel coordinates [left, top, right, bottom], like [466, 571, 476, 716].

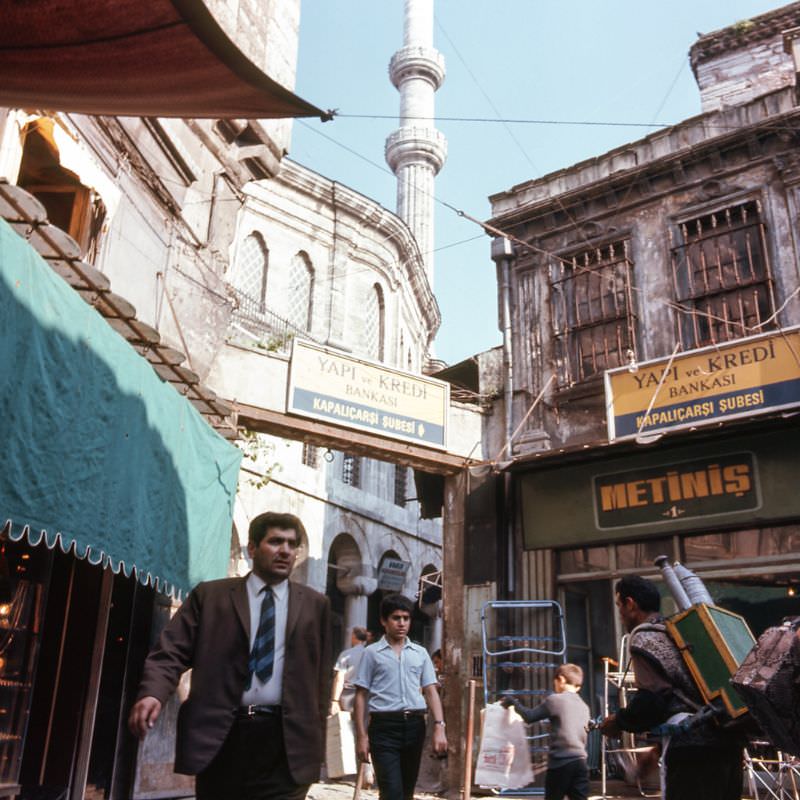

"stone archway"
[327, 533, 376, 654]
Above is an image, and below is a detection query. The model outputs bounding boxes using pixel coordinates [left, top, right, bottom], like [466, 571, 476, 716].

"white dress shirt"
[240, 572, 289, 706]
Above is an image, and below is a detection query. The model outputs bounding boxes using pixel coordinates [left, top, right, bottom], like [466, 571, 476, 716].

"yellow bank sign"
[287, 340, 449, 448]
[605, 328, 800, 441]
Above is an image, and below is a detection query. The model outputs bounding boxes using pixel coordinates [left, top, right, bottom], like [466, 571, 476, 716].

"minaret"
[385, 0, 447, 287]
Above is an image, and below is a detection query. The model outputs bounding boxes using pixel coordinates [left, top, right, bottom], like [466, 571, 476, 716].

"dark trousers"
[368, 715, 426, 800]
[544, 758, 589, 800]
[195, 713, 310, 800]
[665, 746, 743, 800]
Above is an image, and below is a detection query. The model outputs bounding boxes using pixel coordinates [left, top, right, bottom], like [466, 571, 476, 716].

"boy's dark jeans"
[544, 757, 588, 800]
[368, 714, 426, 800]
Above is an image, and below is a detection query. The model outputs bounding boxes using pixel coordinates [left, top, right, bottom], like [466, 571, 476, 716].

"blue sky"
[291, 1, 782, 365]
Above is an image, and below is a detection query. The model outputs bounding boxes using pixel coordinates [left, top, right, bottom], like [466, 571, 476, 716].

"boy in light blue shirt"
[353, 594, 447, 800]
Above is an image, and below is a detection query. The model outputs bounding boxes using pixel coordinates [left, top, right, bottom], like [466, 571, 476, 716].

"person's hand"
[432, 724, 448, 756]
[128, 696, 162, 739]
[329, 699, 340, 716]
[598, 714, 621, 738]
[500, 695, 515, 709]
[356, 733, 371, 763]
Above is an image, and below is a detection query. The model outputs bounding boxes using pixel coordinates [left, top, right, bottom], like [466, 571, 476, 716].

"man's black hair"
[615, 575, 661, 613]
[352, 626, 368, 642]
[380, 593, 414, 619]
[248, 511, 306, 549]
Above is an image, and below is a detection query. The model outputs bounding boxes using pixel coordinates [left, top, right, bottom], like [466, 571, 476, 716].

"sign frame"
[604, 327, 800, 442]
[377, 557, 410, 592]
[286, 339, 449, 450]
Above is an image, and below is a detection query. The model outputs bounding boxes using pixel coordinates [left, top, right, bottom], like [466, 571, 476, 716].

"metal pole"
[463, 679, 477, 800]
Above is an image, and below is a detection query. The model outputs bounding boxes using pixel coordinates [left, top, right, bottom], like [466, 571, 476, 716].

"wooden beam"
[443, 471, 468, 799]
[235, 401, 468, 475]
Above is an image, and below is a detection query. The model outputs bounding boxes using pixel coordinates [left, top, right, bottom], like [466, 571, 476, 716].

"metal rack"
[744, 746, 800, 800]
[600, 635, 659, 799]
[480, 600, 567, 797]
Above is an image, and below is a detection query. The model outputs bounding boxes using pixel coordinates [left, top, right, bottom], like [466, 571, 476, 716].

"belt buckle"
[403, 710, 413, 718]
[244, 704, 257, 717]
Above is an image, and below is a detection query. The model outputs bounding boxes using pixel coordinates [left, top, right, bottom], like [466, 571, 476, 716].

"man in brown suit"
[128, 511, 331, 799]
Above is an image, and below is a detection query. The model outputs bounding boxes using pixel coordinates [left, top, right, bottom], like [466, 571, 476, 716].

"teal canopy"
[0, 219, 242, 596]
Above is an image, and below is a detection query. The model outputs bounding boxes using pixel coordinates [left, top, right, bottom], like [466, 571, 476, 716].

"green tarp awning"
[0, 219, 242, 596]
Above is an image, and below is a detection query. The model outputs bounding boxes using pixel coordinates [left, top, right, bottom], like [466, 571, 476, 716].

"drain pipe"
[491, 236, 517, 595]
[492, 237, 516, 451]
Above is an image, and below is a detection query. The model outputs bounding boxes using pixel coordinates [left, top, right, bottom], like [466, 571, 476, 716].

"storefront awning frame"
[0, 0, 330, 120]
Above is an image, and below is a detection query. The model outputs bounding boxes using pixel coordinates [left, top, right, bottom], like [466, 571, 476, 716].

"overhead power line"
[335, 112, 676, 128]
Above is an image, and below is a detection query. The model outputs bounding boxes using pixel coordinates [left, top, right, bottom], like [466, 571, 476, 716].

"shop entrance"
[0, 531, 156, 800]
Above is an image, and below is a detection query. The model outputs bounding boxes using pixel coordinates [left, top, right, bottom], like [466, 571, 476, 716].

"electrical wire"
[301, 110, 800, 362]
[331, 112, 800, 137]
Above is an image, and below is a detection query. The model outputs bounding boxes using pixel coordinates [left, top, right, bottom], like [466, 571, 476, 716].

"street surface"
[308, 777, 648, 799]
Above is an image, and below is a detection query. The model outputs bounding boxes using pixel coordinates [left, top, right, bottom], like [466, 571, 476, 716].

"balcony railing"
[228, 285, 321, 355]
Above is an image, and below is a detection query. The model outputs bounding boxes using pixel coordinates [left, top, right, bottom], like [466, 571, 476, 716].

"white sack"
[474, 701, 534, 789]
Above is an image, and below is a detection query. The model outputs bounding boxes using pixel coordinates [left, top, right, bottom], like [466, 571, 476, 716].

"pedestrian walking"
[599, 575, 744, 800]
[331, 626, 368, 713]
[128, 511, 331, 800]
[352, 593, 447, 800]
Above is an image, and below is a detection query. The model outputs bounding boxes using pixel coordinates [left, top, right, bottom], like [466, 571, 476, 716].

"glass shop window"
[682, 526, 800, 563]
[557, 545, 611, 575]
[615, 537, 673, 571]
[0, 535, 50, 789]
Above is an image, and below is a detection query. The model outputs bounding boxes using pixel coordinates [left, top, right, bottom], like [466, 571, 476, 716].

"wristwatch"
[434, 720, 446, 726]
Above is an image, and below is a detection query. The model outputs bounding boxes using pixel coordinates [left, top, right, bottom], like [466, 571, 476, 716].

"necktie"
[249, 586, 275, 684]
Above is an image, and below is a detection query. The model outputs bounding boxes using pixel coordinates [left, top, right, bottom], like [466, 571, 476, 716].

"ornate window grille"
[342, 453, 361, 488]
[287, 251, 314, 332]
[364, 284, 385, 361]
[670, 200, 776, 349]
[394, 464, 408, 506]
[301, 443, 318, 468]
[550, 239, 637, 386]
[233, 232, 268, 309]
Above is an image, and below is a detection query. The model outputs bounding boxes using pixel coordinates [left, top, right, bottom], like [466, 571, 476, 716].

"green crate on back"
[666, 604, 755, 718]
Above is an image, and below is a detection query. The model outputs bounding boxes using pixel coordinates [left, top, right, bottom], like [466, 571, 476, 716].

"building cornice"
[690, 2, 800, 76]
[488, 87, 800, 233]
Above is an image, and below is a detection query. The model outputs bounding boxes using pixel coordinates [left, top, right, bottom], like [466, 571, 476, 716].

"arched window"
[364, 283, 385, 361]
[234, 232, 268, 310]
[287, 251, 314, 331]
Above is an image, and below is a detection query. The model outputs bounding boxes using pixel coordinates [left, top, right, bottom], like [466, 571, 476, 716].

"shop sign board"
[518, 428, 800, 550]
[287, 340, 449, 448]
[605, 328, 800, 441]
[593, 452, 760, 530]
[377, 558, 410, 591]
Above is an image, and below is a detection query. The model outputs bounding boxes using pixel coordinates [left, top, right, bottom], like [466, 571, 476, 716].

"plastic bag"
[474, 701, 534, 789]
